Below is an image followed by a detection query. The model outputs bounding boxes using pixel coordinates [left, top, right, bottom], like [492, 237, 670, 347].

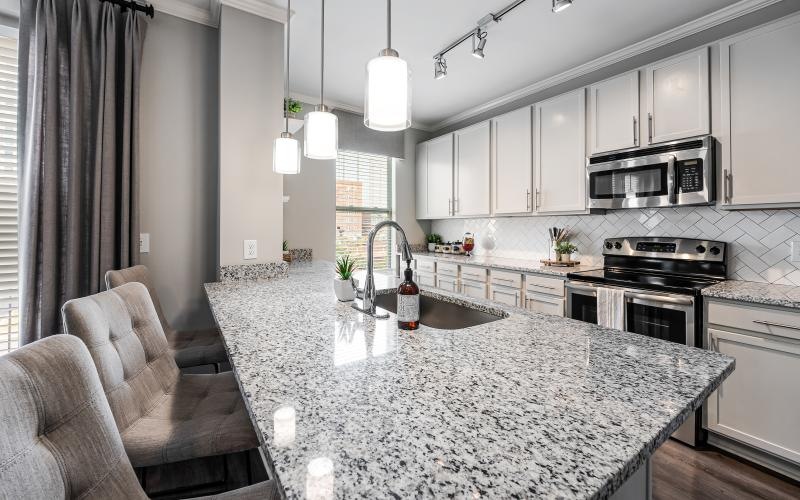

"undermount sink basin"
[373, 293, 504, 330]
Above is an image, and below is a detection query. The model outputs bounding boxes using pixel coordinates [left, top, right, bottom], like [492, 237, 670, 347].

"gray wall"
[395, 128, 431, 246]
[139, 13, 219, 330]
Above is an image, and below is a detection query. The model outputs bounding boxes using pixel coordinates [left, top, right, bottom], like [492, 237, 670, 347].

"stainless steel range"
[566, 237, 727, 446]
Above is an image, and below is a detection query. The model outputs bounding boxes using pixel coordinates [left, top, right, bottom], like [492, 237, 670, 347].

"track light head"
[434, 56, 447, 80]
[472, 29, 487, 59]
[552, 0, 573, 13]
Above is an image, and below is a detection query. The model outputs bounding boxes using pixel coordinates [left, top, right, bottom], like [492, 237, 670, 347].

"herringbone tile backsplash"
[431, 207, 800, 285]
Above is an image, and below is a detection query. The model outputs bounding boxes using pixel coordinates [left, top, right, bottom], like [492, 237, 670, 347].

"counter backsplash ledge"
[431, 206, 800, 285]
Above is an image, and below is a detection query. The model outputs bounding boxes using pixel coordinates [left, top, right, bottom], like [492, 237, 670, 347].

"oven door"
[624, 291, 695, 347]
[565, 282, 598, 324]
[588, 154, 676, 209]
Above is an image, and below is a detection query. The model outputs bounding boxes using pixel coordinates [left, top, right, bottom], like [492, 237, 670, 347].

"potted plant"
[426, 233, 442, 252]
[554, 241, 578, 263]
[334, 255, 357, 302]
[284, 98, 302, 119]
[282, 240, 291, 263]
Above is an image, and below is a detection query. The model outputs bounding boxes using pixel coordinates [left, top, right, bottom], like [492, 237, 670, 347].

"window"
[0, 33, 17, 355]
[335, 150, 392, 270]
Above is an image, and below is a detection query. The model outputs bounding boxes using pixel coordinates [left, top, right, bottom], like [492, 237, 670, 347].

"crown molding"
[151, 0, 217, 27]
[427, 0, 782, 131]
[219, 0, 287, 24]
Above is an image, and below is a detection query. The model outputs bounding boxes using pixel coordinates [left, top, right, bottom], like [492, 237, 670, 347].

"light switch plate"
[792, 241, 800, 262]
[243, 240, 257, 260]
[140, 233, 150, 254]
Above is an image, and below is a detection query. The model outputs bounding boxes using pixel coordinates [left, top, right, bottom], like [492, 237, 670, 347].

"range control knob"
[614, 242, 622, 250]
[696, 245, 706, 254]
[709, 246, 721, 256]
[604, 242, 613, 250]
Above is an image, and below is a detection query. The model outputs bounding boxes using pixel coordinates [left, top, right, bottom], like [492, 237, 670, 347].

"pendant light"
[364, 0, 411, 131]
[304, 0, 338, 160]
[273, 0, 301, 174]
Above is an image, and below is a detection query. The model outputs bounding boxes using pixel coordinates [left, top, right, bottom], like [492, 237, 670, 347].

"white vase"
[333, 278, 356, 302]
[428, 243, 436, 252]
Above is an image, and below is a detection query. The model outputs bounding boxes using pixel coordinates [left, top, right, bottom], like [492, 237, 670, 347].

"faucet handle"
[400, 241, 414, 262]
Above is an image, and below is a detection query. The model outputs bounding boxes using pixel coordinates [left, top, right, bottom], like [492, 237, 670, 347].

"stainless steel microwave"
[587, 136, 715, 209]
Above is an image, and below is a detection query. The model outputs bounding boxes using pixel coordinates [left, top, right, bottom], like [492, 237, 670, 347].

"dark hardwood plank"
[652, 439, 800, 500]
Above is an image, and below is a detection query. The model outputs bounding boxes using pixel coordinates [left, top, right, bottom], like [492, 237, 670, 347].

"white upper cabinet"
[426, 134, 454, 218]
[415, 142, 428, 219]
[589, 71, 639, 154]
[720, 15, 800, 207]
[535, 89, 587, 214]
[645, 47, 710, 144]
[454, 121, 491, 217]
[493, 107, 533, 215]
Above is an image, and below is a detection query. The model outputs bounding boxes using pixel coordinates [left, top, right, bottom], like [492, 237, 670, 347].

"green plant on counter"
[285, 98, 302, 115]
[335, 255, 356, 280]
[426, 233, 443, 244]
[555, 241, 578, 255]
[282, 240, 289, 252]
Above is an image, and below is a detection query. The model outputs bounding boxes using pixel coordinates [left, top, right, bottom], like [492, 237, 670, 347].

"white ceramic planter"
[333, 278, 356, 302]
[428, 243, 436, 251]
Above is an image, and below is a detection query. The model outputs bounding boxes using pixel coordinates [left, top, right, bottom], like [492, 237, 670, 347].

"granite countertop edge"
[702, 280, 800, 310]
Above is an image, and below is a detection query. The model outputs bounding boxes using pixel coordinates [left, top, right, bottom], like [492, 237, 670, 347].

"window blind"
[335, 150, 392, 270]
[0, 35, 18, 355]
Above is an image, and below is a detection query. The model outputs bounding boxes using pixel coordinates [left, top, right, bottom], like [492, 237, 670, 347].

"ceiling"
[279, 0, 741, 128]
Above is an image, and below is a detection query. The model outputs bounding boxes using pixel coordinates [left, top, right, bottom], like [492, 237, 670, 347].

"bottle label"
[397, 294, 420, 323]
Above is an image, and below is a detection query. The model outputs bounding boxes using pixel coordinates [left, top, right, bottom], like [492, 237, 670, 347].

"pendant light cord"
[387, 0, 391, 49]
[284, 0, 291, 133]
[320, 0, 325, 105]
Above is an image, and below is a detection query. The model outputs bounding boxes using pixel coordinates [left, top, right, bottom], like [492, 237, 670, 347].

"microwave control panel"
[677, 159, 704, 193]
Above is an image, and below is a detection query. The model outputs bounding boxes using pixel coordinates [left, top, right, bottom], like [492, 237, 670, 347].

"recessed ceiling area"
[281, 0, 741, 128]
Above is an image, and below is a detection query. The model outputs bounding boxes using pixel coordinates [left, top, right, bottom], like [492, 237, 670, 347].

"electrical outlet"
[792, 241, 800, 263]
[243, 240, 258, 260]
[140, 233, 150, 254]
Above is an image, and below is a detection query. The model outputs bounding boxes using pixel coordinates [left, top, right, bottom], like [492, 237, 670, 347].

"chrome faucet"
[352, 220, 414, 318]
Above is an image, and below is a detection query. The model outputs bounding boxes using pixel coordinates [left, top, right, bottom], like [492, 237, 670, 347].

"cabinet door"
[589, 71, 639, 154]
[706, 328, 800, 464]
[493, 107, 533, 215]
[535, 89, 587, 213]
[415, 142, 428, 219]
[461, 280, 487, 300]
[426, 135, 454, 218]
[720, 16, 800, 206]
[455, 121, 491, 217]
[490, 286, 520, 307]
[645, 47, 710, 144]
[436, 275, 459, 293]
[525, 293, 565, 317]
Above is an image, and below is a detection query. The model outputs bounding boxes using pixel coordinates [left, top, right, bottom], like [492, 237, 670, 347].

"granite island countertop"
[703, 280, 800, 310]
[205, 262, 734, 499]
[411, 252, 600, 277]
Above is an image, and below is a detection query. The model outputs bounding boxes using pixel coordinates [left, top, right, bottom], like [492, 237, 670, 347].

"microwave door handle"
[667, 155, 677, 204]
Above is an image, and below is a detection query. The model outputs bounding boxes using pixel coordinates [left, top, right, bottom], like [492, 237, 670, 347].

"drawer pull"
[531, 284, 558, 290]
[752, 320, 800, 331]
[493, 277, 517, 284]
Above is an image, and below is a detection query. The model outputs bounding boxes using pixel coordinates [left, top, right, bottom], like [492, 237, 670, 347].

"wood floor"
[652, 440, 800, 500]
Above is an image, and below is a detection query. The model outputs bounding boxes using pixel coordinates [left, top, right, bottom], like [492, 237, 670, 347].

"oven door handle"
[565, 282, 599, 294]
[667, 155, 677, 204]
[624, 291, 694, 306]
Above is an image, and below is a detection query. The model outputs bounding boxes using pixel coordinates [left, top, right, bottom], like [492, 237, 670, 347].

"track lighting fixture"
[434, 56, 447, 80]
[552, 0, 573, 13]
[472, 29, 487, 59]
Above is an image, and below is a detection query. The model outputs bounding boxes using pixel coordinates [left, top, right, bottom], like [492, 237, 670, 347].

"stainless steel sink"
[373, 293, 504, 330]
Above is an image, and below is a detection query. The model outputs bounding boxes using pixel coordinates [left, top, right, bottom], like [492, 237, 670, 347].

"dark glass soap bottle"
[397, 262, 420, 330]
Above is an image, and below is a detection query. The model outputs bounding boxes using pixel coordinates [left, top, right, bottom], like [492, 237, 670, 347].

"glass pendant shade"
[273, 133, 301, 174]
[304, 109, 338, 160]
[364, 51, 411, 131]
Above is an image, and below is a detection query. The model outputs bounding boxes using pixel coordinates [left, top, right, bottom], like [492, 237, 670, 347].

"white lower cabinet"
[436, 275, 459, 293]
[525, 293, 565, 317]
[705, 300, 800, 466]
[461, 280, 488, 300]
[490, 285, 521, 307]
[416, 272, 436, 288]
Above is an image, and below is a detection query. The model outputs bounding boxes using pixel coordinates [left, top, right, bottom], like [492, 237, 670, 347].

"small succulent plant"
[335, 255, 356, 280]
[555, 241, 578, 255]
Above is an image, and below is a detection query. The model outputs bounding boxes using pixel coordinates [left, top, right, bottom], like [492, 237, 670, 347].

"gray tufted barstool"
[105, 265, 227, 370]
[61, 282, 259, 468]
[0, 335, 279, 499]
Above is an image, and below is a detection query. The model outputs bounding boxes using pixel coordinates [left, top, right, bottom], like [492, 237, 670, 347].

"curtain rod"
[99, 0, 155, 18]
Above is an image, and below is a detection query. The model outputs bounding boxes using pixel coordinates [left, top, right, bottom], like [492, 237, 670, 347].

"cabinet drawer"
[461, 280, 487, 300]
[708, 300, 800, 341]
[706, 327, 800, 464]
[436, 275, 459, 293]
[525, 274, 565, 297]
[416, 272, 436, 288]
[417, 259, 436, 273]
[525, 293, 565, 317]
[437, 262, 459, 277]
[460, 265, 488, 283]
[490, 285, 521, 307]
[490, 270, 522, 289]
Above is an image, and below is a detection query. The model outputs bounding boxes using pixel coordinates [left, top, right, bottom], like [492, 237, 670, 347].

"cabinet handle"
[535, 189, 541, 209]
[448, 198, 452, 216]
[526, 189, 531, 211]
[633, 116, 638, 145]
[723, 169, 732, 204]
[647, 113, 653, 144]
[455, 198, 459, 214]
[493, 277, 517, 284]
[753, 320, 800, 332]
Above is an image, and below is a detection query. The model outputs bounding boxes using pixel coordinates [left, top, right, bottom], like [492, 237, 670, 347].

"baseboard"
[707, 432, 800, 483]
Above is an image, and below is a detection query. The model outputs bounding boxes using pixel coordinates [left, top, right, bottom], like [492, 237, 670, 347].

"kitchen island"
[205, 262, 734, 499]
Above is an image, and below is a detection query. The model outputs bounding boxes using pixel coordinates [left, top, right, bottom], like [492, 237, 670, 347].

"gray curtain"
[18, 0, 147, 344]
